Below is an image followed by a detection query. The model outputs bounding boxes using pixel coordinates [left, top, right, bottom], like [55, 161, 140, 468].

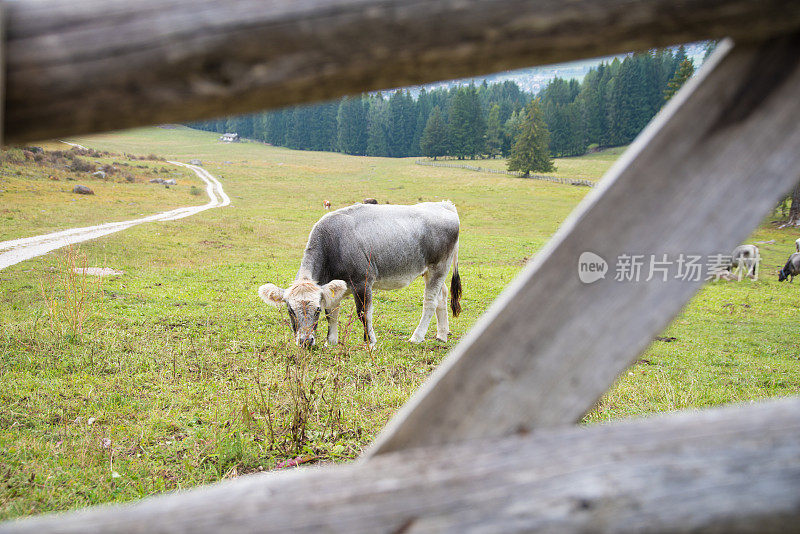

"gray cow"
[779, 252, 800, 282]
[259, 201, 461, 348]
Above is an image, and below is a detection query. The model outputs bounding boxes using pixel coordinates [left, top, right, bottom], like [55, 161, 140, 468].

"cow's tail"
[450, 240, 462, 318]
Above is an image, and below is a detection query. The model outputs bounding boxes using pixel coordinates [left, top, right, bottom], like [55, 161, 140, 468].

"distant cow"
[778, 252, 800, 282]
[323, 199, 331, 210]
[795, 237, 800, 252]
[363, 198, 378, 204]
[726, 244, 760, 279]
[259, 201, 461, 348]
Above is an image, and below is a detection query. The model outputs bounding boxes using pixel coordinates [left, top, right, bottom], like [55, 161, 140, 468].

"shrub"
[100, 164, 118, 175]
[69, 157, 95, 173]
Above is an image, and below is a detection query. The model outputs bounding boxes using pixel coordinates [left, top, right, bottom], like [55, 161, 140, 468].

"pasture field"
[1, 126, 798, 520]
[439, 145, 628, 181]
[0, 143, 197, 242]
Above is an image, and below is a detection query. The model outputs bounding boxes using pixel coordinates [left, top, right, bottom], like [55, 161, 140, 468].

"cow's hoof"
[409, 335, 424, 343]
[435, 335, 448, 343]
[324, 339, 338, 348]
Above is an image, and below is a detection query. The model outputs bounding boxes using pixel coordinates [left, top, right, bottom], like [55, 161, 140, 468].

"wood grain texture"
[6, 0, 800, 143]
[366, 36, 800, 457]
[3, 398, 800, 533]
[0, 4, 4, 145]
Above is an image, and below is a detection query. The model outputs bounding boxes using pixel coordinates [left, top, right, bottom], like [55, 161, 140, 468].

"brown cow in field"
[323, 199, 331, 210]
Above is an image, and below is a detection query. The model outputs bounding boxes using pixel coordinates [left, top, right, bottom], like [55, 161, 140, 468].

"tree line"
[190, 46, 699, 162]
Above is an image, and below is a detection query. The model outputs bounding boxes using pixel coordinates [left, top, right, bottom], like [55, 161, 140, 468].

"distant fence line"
[414, 160, 596, 187]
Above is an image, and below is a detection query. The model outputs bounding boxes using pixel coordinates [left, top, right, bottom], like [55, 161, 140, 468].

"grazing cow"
[795, 237, 800, 252]
[778, 252, 800, 282]
[323, 199, 331, 210]
[363, 198, 378, 204]
[726, 244, 760, 279]
[258, 201, 461, 348]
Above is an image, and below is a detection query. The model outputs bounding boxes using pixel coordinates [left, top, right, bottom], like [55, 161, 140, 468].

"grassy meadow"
[0, 143, 197, 242]
[1, 126, 798, 520]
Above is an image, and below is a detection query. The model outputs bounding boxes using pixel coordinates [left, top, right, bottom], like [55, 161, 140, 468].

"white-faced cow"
[795, 237, 800, 253]
[259, 201, 461, 348]
[779, 252, 800, 282]
[323, 199, 331, 210]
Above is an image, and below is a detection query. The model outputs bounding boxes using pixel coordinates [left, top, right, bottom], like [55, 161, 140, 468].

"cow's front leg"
[411, 271, 446, 343]
[324, 305, 340, 347]
[354, 284, 377, 349]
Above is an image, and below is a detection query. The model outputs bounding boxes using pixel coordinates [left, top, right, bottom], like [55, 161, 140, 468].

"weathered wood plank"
[0, 2, 4, 145]
[6, 0, 800, 143]
[367, 36, 800, 456]
[3, 398, 799, 533]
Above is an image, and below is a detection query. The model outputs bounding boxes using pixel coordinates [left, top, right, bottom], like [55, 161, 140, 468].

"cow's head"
[258, 278, 347, 348]
[778, 268, 789, 282]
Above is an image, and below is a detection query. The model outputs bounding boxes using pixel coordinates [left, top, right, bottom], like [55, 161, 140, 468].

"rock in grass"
[149, 178, 177, 186]
[72, 184, 94, 195]
[188, 159, 202, 166]
[72, 267, 124, 277]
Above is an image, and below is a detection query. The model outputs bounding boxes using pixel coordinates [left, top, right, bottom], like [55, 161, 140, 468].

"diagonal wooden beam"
[3, 398, 799, 533]
[6, 0, 800, 143]
[367, 35, 800, 457]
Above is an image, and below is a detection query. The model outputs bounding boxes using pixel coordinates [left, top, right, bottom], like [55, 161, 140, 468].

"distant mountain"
[389, 41, 709, 97]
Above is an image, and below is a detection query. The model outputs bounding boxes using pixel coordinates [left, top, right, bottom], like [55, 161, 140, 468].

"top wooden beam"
[5, 0, 800, 144]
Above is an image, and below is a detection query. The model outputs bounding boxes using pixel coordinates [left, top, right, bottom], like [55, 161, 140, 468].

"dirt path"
[60, 140, 89, 150]
[0, 161, 230, 270]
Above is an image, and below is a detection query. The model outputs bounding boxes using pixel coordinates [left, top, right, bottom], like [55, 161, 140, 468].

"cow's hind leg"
[434, 283, 449, 342]
[354, 284, 377, 349]
[410, 269, 447, 343]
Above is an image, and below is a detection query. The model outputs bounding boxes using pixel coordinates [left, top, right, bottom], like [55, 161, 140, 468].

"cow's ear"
[321, 280, 347, 308]
[258, 283, 286, 307]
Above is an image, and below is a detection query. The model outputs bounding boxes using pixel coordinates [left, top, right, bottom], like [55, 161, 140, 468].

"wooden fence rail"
[3, 399, 799, 533]
[414, 160, 596, 186]
[6, 0, 800, 144]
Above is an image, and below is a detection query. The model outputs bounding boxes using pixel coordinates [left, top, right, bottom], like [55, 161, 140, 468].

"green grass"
[1, 126, 798, 520]
[0, 143, 197, 241]
[434, 145, 627, 181]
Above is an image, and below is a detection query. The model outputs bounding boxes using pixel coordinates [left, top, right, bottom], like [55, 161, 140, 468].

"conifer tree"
[387, 90, 417, 157]
[366, 97, 390, 157]
[448, 85, 485, 159]
[420, 106, 449, 160]
[507, 99, 554, 176]
[484, 104, 503, 158]
[664, 58, 695, 101]
[502, 110, 521, 157]
[337, 96, 368, 155]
